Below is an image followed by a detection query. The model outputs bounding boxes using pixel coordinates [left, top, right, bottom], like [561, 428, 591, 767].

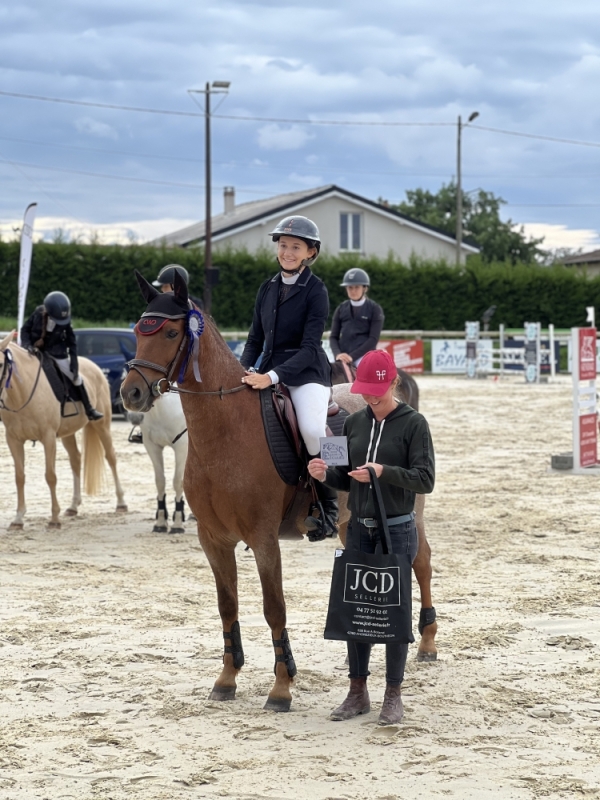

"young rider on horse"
[20, 291, 103, 421]
[240, 215, 338, 540]
[329, 268, 384, 368]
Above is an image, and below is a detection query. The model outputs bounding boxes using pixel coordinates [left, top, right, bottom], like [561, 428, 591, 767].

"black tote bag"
[324, 467, 414, 644]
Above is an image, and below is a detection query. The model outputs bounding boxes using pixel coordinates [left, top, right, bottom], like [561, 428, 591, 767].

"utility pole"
[204, 81, 212, 314]
[188, 81, 230, 315]
[455, 110, 479, 267]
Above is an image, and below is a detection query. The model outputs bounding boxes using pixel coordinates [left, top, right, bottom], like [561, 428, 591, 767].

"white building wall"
[211, 194, 467, 263]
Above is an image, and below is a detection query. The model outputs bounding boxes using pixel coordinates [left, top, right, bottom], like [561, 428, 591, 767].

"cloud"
[0, 215, 198, 245]
[257, 124, 314, 151]
[520, 223, 600, 251]
[74, 116, 118, 140]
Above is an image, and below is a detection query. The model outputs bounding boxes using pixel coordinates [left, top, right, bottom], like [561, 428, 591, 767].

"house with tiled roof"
[148, 184, 478, 264]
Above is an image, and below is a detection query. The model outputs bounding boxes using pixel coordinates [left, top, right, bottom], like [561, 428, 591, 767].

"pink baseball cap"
[350, 349, 396, 396]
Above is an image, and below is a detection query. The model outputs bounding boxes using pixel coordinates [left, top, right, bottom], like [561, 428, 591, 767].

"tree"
[387, 182, 544, 264]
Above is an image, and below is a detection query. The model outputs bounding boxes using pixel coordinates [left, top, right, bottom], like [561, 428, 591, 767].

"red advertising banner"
[579, 413, 598, 467]
[377, 340, 424, 374]
[579, 328, 597, 381]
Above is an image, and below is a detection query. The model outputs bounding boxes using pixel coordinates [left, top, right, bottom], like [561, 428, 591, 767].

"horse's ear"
[135, 270, 159, 304]
[173, 269, 189, 305]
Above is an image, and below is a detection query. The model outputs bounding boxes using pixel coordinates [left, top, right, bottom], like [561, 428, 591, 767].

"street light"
[188, 81, 231, 314]
[456, 110, 479, 267]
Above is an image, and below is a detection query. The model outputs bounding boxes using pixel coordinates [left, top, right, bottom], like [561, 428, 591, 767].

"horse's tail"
[83, 421, 106, 495]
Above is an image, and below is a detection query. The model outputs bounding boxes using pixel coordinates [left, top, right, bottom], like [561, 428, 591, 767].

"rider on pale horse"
[240, 215, 338, 541]
[20, 291, 103, 421]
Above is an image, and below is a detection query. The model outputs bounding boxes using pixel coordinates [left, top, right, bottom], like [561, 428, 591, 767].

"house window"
[340, 212, 362, 251]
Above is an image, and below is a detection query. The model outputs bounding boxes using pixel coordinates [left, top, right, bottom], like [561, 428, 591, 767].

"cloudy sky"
[1, 0, 600, 251]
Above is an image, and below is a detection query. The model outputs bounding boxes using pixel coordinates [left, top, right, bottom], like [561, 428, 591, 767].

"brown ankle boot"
[330, 677, 370, 721]
[378, 683, 404, 725]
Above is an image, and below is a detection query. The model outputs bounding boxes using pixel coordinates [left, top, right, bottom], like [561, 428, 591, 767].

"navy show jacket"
[240, 267, 332, 387]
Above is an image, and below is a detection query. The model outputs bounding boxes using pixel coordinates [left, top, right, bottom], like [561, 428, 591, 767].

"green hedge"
[0, 241, 599, 329]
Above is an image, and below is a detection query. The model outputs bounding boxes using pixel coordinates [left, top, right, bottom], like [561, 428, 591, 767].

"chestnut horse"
[121, 273, 434, 712]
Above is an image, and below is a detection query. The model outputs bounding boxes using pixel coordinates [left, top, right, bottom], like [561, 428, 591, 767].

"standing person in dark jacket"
[20, 291, 103, 421]
[240, 215, 338, 540]
[329, 268, 384, 367]
[308, 349, 435, 724]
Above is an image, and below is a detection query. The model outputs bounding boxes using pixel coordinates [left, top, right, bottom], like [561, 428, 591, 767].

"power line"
[4, 89, 600, 146]
[0, 135, 594, 181]
[0, 89, 454, 128]
[470, 124, 600, 150]
[0, 157, 262, 194]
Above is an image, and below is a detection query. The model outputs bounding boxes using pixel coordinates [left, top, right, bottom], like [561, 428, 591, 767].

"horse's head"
[120, 271, 190, 412]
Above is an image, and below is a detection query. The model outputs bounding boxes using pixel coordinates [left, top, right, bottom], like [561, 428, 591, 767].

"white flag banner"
[17, 203, 37, 344]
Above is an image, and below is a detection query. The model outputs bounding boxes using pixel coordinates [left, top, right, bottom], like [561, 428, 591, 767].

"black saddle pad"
[39, 354, 82, 414]
[259, 388, 351, 486]
[327, 404, 350, 437]
[260, 388, 302, 486]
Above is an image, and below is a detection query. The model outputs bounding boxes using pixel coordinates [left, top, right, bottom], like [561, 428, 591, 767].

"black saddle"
[259, 385, 349, 486]
[39, 353, 82, 417]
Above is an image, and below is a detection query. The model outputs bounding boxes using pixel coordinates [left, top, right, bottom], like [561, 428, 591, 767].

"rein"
[0, 348, 44, 413]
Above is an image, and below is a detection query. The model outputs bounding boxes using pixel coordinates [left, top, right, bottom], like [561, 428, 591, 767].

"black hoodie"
[324, 402, 435, 519]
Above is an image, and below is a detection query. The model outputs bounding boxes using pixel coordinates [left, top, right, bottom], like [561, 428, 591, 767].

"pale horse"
[126, 390, 189, 534]
[0, 332, 127, 528]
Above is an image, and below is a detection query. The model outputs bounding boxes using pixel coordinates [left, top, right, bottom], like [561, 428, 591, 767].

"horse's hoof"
[209, 686, 236, 701]
[8, 522, 24, 530]
[416, 651, 438, 663]
[169, 527, 185, 534]
[116, 505, 128, 513]
[264, 696, 292, 713]
[48, 521, 62, 529]
[64, 508, 78, 517]
[152, 525, 168, 533]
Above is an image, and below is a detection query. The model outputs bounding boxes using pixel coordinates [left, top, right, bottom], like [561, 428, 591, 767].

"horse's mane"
[203, 315, 245, 373]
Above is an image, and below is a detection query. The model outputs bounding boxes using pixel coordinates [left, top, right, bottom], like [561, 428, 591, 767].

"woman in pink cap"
[308, 349, 435, 725]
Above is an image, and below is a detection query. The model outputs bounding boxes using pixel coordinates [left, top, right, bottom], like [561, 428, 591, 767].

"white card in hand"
[319, 436, 349, 466]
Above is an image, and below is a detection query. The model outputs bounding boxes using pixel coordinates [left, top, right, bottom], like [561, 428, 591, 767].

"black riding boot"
[79, 384, 103, 421]
[304, 478, 339, 542]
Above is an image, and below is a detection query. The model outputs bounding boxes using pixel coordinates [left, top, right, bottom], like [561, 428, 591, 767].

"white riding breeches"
[54, 358, 83, 386]
[287, 383, 330, 456]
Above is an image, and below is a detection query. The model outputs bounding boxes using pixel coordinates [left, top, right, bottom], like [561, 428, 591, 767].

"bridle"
[126, 324, 247, 400]
[0, 348, 44, 413]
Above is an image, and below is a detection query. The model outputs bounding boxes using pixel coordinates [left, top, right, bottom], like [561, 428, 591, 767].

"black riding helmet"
[43, 291, 71, 325]
[268, 216, 321, 268]
[152, 264, 190, 287]
[340, 268, 370, 287]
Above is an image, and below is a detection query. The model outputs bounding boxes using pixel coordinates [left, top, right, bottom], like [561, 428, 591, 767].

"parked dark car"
[74, 328, 137, 415]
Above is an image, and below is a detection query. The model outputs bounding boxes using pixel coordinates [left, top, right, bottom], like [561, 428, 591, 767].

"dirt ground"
[1, 375, 599, 800]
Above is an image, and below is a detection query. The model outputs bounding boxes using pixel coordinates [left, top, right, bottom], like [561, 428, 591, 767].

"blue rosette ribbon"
[178, 309, 205, 383]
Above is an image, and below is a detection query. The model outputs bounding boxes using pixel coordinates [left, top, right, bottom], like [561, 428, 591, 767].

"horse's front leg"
[6, 432, 26, 529]
[41, 434, 61, 528]
[201, 533, 244, 700]
[145, 440, 168, 532]
[413, 494, 437, 662]
[170, 439, 187, 534]
[61, 434, 82, 516]
[254, 535, 296, 712]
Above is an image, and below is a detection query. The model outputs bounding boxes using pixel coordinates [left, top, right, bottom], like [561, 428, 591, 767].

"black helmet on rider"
[268, 216, 321, 271]
[152, 264, 190, 288]
[43, 291, 71, 325]
[340, 268, 370, 287]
